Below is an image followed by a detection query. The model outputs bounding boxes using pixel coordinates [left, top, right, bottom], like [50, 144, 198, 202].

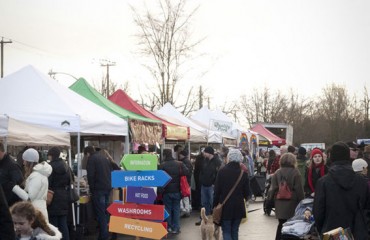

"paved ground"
[84, 198, 278, 240]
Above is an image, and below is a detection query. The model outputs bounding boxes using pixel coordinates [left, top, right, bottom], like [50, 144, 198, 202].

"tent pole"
[124, 119, 130, 154]
[68, 148, 76, 228]
[77, 131, 81, 225]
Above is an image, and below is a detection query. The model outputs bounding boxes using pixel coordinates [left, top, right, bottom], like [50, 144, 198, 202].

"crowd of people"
[1, 140, 370, 240]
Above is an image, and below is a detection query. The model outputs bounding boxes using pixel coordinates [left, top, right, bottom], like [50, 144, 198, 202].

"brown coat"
[268, 166, 304, 220]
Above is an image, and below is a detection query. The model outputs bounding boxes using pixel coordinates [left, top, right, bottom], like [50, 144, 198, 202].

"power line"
[100, 59, 116, 97]
[1, 37, 12, 77]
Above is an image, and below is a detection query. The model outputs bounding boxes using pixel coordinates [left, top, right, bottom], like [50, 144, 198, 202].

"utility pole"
[100, 60, 116, 97]
[1, 37, 12, 78]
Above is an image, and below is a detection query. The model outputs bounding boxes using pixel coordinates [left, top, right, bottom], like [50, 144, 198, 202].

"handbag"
[276, 175, 292, 200]
[68, 167, 79, 203]
[46, 189, 54, 205]
[179, 162, 191, 197]
[212, 170, 244, 225]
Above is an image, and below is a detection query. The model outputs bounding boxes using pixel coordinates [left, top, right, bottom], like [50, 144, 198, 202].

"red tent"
[109, 90, 189, 140]
[251, 123, 286, 146]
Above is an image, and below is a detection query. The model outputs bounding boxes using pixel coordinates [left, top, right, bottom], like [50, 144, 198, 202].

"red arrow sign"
[107, 202, 165, 221]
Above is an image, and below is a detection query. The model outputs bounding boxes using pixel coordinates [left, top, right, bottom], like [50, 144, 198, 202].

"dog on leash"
[200, 207, 220, 240]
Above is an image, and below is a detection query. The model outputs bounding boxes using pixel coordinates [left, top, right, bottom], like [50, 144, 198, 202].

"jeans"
[221, 218, 242, 240]
[91, 190, 111, 240]
[201, 185, 214, 215]
[163, 192, 182, 231]
[49, 215, 69, 240]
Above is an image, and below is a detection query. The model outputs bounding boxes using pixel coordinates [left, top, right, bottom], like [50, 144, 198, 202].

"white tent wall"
[0, 115, 71, 147]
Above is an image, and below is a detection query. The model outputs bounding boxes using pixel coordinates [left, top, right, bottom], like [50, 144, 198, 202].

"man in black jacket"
[314, 141, 370, 239]
[159, 149, 188, 234]
[0, 142, 23, 206]
[85, 146, 113, 240]
[200, 146, 222, 216]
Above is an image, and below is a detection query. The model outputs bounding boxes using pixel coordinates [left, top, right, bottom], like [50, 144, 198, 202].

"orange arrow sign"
[109, 216, 168, 239]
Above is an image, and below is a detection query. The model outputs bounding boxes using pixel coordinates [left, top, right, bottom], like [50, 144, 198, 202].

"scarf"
[308, 162, 325, 193]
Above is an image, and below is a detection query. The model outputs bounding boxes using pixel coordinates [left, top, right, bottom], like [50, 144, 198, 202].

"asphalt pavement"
[85, 198, 278, 240]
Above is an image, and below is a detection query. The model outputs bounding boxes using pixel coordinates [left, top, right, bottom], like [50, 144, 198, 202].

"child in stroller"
[281, 198, 319, 240]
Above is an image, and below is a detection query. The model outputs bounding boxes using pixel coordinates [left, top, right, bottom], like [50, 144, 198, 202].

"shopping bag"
[180, 175, 191, 197]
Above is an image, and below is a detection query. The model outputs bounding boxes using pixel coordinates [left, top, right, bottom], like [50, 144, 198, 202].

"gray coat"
[268, 167, 304, 220]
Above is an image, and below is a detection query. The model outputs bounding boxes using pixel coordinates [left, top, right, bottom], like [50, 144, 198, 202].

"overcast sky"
[1, 0, 369, 108]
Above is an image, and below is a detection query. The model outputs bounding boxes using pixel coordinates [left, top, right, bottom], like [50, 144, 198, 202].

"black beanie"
[331, 141, 350, 162]
[298, 147, 307, 155]
[204, 146, 214, 155]
[47, 147, 61, 160]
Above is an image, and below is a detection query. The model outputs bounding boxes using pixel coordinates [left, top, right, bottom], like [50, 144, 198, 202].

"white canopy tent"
[191, 106, 236, 145]
[156, 103, 207, 143]
[0, 65, 128, 224]
[0, 115, 70, 147]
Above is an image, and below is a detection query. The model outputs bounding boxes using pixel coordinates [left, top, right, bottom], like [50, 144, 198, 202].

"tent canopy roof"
[70, 79, 160, 124]
[0, 65, 128, 136]
[109, 90, 189, 140]
[250, 123, 286, 146]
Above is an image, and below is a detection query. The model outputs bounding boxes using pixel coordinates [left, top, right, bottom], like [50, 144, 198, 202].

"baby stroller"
[281, 198, 320, 240]
[263, 175, 274, 216]
[249, 174, 266, 201]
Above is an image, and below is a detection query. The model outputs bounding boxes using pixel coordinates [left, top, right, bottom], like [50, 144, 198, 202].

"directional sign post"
[126, 186, 157, 204]
[111, 170, 171, 188]
[109, 216, 168, 240]
[121, 154, 158, 171]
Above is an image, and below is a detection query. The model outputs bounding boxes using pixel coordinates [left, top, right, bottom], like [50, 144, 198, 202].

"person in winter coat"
[199, 146, 222, 216]
[0, 142, 24, 206]
[12, 148, 52, 222]
[85, 146, 113, 240]
[304, 148, 328, 198]
[0, 184, 15, 239]
[314, 141, 370, 240]
[11, 201, 62, 240]
[159, 149, 188, 234]
[213, 149, 250, 240]
[179, 150, 193, 217]
[296, 147, 308, 186]
[47, 147, 70, 240]
[268, 152, 304, 240]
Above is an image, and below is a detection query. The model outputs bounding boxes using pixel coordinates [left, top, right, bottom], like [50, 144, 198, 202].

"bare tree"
[94, 78, 130, 98]
[131, 0, 203, 113]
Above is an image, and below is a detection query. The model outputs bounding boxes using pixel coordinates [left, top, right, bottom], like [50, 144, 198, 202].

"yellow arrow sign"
[109, 216, 168, 239]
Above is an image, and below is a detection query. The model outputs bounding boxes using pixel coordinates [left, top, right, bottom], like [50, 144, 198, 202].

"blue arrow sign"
[111, 170, 172, 188]
[164, 209, 169, 220]
[126, 186, 157, 204]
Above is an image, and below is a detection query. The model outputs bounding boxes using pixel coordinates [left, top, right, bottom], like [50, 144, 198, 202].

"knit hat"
[22, 148, 39, 163]
[204, 146, 214, 155]
[352, 158, 368, 172]
[310, 148, 323, 159]
[298, 147, 307, 155]
[331, 141, 350, 162]
[47, 147, 61, 160]
[227, 149, 243, 163]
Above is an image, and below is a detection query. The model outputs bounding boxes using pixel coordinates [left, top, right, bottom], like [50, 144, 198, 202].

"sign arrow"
[109, 216, 167, 240]
[107, 202, 165, 221]
[121, 154, 158, 171]
[111, 170, 171, 188]
[126, 186, 157, 204]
